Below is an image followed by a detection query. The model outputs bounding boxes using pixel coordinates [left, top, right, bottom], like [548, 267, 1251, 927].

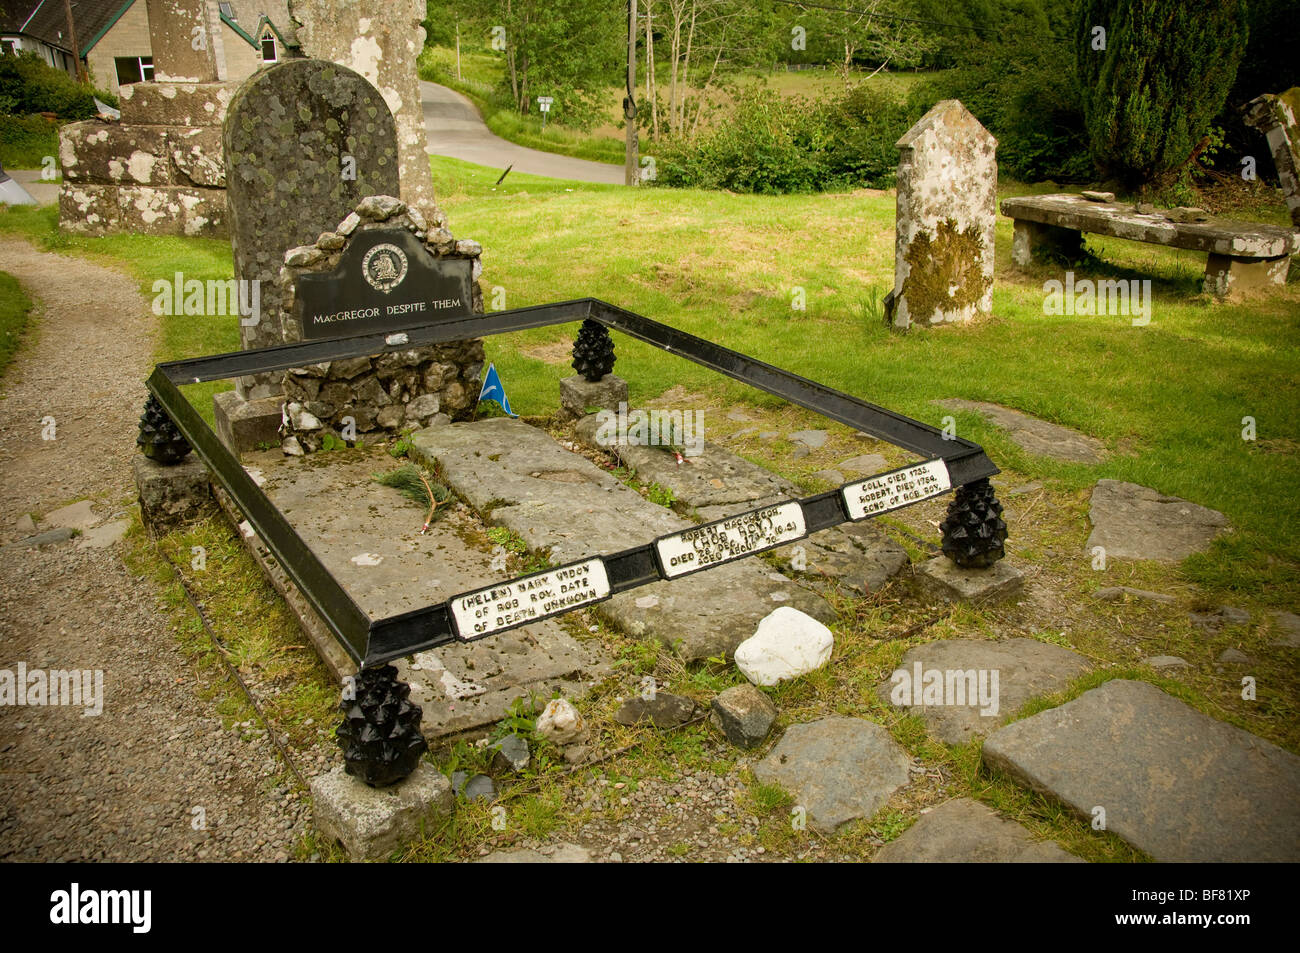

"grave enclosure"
[130, 54, 1013, 835]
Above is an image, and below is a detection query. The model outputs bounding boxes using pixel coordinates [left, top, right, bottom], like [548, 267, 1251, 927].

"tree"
[1075, 0, 1249, 188]
[492, 0, 621, 127]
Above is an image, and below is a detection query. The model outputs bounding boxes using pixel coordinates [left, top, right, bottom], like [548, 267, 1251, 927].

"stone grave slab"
[935, 399, 1106, 464]
[572, 415, 909, 595]
[873, 798, 1081, 862]
[1086, 480, 1230, 562]
[410, 418, 834, 660]
[239, 447, 610, 738]
[753, 717, 912, 832]
[878, 638, 1090, 744]
[982, 679, 1300, 862]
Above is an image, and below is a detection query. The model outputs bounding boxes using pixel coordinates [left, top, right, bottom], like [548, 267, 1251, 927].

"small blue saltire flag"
[477, 363, 516, 417]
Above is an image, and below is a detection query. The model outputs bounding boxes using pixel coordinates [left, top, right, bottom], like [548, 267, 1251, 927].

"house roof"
[1, 0, 133, 54]
[220, 1, 297, 48]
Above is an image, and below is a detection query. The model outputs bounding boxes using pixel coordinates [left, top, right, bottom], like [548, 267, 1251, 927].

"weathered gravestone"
[218, 58, 403, 444]
[888, 100, 997, 330]
[289, 0, 439, 217]
[277, 194, 485, 450]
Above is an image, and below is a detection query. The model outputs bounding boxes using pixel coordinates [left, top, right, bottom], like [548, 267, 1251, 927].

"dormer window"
[260, 32, 277, 63]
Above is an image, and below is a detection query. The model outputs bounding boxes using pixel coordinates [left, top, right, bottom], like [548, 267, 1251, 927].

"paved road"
[1, 169, 58, 205]
[421, 81, 624, 185]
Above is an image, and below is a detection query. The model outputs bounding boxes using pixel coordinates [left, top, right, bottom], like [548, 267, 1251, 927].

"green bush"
[0, 112, 59, 168]
[1075, 0, 1249, 188]
[652, 83, 910, 194]
[0, 51, 97, 119]
[905, 0, 1092, 184]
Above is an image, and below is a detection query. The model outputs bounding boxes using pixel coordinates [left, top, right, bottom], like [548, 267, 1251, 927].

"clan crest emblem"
[363, 243, 409, 293]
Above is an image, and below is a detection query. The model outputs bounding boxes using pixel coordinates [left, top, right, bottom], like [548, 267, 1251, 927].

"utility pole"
[62, 0, 87, 83]
[624, 0, 639, 185]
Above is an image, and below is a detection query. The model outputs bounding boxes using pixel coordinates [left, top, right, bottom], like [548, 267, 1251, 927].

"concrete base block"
[559, 374, 628, 420]
[1203, 253, 1289, 299]
[132, 453, 214, 535]
[310, 762, 453, 862]
[915, 555, 1025, 604]
[1011, 219, 1084, 267]
[214, 389, 283, 455]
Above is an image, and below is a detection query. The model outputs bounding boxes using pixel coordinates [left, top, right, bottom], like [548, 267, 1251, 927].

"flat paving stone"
[412, 418, 833, 659]
[41, 499, 99, 531]
[873, 798, 1082, 863]
[936, 399, 1107, 464]
[878, 638, 1090, 744]
[1092, 586, 1177, 605]
[1271, 611, 1300, 648]
[754, 716, 912, 832]
[982, 679, 1300, 862]
[572, 415, 908, 596]
[245, 447, 611, 738]
[1144, 655, 1190, 670]
[788, 430, 827, 449]
[474, 842, 591, 863]
[1085, 479, 1229, 562]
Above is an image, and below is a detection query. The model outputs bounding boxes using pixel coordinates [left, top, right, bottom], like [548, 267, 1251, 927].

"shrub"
[905, 0, 1092, 184]
[652, 83, 910, 194]
[1075, 0, 1249, 188]
[0, 51, 98, 119]
[0, 113, 59, 168]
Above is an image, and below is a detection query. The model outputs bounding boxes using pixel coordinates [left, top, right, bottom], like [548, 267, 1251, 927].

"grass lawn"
[0, 269, 33, 377]
[4, 158, 1297, 861]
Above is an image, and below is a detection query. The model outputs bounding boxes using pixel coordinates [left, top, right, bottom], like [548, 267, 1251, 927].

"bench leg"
[1203, 254, 1289, 299]
[1011, 219, 1083, 266]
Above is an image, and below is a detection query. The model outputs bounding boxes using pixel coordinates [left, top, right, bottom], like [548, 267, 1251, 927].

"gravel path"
[0, 239, 308, 861]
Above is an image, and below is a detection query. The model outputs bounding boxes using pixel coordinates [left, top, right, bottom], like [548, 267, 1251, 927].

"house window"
[260, 34, 277, 63]
[1, 38, 19, 56]
[114, 56, 154, 86]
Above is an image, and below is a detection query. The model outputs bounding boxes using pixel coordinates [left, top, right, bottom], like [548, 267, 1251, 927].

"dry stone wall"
[278, 195, 485, 453]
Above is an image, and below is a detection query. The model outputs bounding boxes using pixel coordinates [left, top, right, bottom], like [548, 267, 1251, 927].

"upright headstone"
[289, 0, 440, 218]
[1243, 89, 1300, 227]
[222, 59, 400, 409]
[889, 100, 997, 330]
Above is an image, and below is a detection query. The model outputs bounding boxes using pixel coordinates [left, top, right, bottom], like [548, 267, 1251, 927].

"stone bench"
[1001, 193, 1299, 298]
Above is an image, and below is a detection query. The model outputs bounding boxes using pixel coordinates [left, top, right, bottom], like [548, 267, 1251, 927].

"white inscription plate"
[656, 501, 807, 579]
[842, 459, 951, 520]
[451, 558, 610, 639]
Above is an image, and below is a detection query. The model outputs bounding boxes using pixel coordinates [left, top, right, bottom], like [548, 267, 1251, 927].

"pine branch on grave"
[374, 463, 452, 534]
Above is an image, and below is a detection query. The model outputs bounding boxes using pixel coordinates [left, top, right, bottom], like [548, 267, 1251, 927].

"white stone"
[536, 698, 588, 745]
[734, 606, 834, 686]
